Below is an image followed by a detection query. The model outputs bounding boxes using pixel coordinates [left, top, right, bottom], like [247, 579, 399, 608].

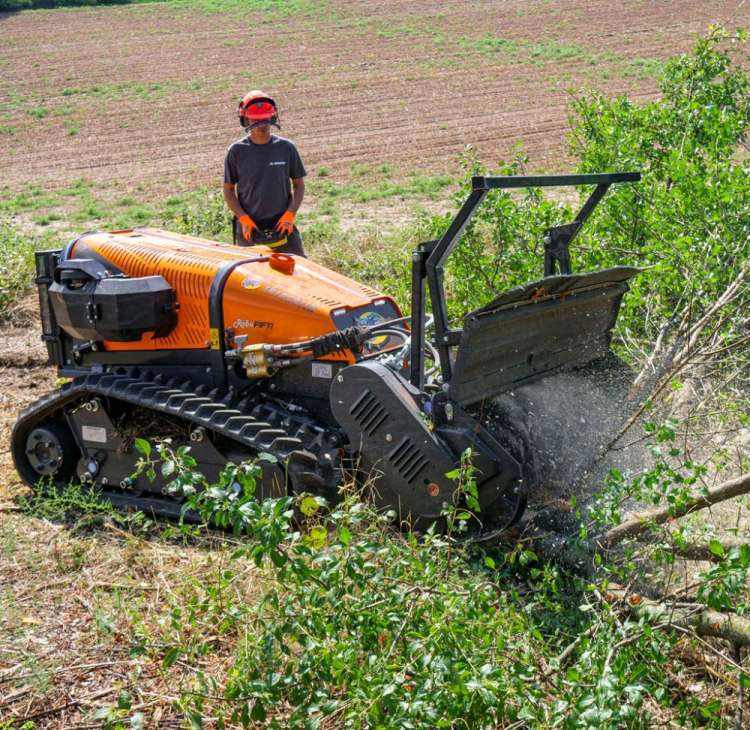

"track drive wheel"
[23, 422, 78, 480]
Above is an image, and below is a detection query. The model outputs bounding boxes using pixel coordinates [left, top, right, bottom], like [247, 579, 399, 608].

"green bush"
[0, 218, 42, 319]
[161, 189, 233, 242]
[131, 443, 700, 729]
[414, 28, 750, 372]
[570, 27, 750, 351]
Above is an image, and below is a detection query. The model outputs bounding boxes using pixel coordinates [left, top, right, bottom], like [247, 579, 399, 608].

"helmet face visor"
[239, 94, 280, 129]
[244, 99, 276, 122]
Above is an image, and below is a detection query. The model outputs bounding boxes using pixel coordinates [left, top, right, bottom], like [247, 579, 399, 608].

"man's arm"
[275, 176, 305, 235]
[223, 182, 246, 220]
[288, 177, 305, 213]
[224, 182, 257, 240]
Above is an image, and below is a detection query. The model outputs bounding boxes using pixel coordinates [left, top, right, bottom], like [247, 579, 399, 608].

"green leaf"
[270, 549, 287, 568]
[161, 460, 175, 478]
[134, 438, 151, 457]
[708, 539, 725, 558]
[308, 525, 327, 549]
[162, 646, 181, 669]
[250, 701, 266, 721]
[300, 495, 319, 517]
[187, 709, 204, 730]
[339, 526, 351, 546]
[484, 555, 496, 570]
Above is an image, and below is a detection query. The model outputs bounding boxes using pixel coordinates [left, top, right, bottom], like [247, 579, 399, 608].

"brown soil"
[0, 295, 55, 502]
[1, 0, 748, 205]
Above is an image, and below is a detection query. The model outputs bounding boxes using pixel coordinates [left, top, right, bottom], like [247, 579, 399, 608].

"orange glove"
[238, 214, 258, 241]
[275, 210, 296, 235]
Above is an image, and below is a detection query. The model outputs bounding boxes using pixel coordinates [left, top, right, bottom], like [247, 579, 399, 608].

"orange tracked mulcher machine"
[12, 172, 640, 539]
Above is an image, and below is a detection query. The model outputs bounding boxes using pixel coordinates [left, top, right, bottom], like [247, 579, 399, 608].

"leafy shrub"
[415, 28, 750, 374]
[570, 27, 750, 353]
[161, 189, 233, 242]
[0, 217, 42, 319]
[129, 443, 701, 729]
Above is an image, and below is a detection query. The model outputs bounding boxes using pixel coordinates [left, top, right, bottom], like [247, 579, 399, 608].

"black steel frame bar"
[423, 188, 487, 382]
[543, 182, 610, 276]
[409, 171, 641, 387]
[208, 255, 269, 391]
[409, 247, 427, 389]
[473, 172, 640, 189]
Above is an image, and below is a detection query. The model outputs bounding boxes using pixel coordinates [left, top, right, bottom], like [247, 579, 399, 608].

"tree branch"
[607, 589, 750, 648]
[596, 472, 750, 549]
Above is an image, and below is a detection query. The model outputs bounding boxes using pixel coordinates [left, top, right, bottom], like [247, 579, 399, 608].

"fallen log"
[607, 588, 750, 648]
[596, 472, 750, 549]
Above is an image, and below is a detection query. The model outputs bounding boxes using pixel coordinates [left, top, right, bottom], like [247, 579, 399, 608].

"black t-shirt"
[223, 135, 307, 224]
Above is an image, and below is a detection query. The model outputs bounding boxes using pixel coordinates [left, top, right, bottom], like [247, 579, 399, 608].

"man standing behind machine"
[223, 90, 307, 256]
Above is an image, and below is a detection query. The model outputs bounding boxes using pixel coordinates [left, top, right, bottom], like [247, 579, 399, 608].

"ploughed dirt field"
[1, 0, 749, 204]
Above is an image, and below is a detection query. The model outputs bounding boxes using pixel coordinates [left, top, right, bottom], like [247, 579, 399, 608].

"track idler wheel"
[24, 422, 78, 479]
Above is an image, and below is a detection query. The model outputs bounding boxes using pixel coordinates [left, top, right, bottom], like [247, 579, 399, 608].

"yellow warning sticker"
[209, 328, 220, 350]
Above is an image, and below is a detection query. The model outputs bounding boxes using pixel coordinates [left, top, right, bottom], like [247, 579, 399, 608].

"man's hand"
[238, 214, 258, 241]
[275, 210, 296, 236]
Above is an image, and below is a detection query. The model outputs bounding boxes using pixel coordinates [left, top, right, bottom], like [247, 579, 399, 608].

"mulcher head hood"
[238, 90, 280, 130]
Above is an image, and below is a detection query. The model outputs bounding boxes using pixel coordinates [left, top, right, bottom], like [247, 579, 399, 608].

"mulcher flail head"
[408, 172, 642, 401]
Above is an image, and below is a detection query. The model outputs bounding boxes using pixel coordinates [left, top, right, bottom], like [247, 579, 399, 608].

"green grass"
[619, 56, 664, 79]
[17, 481, 116, 524]
[26, 106, 51, 119]
[165, 0, 328, 16]
[307, 169, 454, 217]
[60, 177, 93, 197]
[0, 185, 62, 214]
[60, 80, 173, 102]
[32, 211, 62, 226]
[0, 176, 164, 232]
[461, 36, 587, 65]
[457, 35, 663, 79]
[0, 218, 56, 319]
[374, 22, 421, 39]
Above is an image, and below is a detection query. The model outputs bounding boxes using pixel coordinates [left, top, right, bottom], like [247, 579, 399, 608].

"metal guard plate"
[449, 266, 641, 406]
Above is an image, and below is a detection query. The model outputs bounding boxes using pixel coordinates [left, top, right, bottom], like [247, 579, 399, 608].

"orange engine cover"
[68, 228, 402, 363]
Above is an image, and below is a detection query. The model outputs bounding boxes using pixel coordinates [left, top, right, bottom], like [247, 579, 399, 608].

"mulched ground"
[1, 0, 748, 204]
[0, 301, 261, 727]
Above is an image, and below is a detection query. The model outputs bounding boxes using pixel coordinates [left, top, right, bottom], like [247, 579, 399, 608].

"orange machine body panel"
[69, 228, 402, 362]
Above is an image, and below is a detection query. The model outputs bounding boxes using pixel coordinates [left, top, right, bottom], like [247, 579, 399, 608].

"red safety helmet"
[238, 90, 280, 130]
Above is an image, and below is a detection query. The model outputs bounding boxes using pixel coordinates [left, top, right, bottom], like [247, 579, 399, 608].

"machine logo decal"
[356, 310, 388, 348]
[232, 319, 274, 330]
[241, 275, 263, 290]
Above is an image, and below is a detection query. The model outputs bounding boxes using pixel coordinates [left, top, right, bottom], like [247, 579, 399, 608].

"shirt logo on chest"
[269, 160, 286, 166]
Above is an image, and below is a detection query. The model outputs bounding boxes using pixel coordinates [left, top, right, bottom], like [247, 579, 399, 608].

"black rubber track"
[11, 368, 336, 514]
